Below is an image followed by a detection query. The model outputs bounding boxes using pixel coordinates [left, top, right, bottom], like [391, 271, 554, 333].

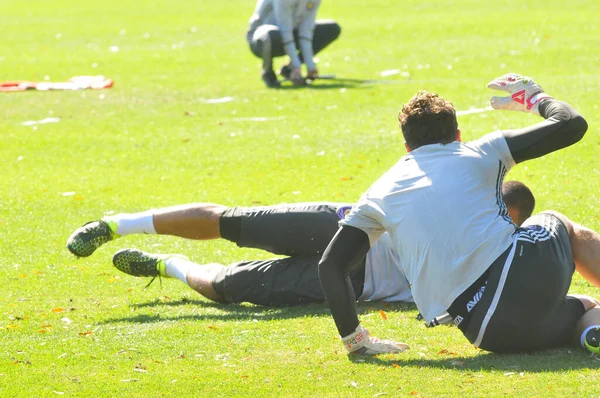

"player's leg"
[111, 248, 226, 301]
[210, 255, 365, 306]
[153, 203, 227, 240]
[221, 203, 352, 256]
[311, 20, 341, 55]
[67, 203, 229, 257]
[248, 24, 286, 88]
[572, 295, 600, 353]
[280, 21, 341, 79]
[542, 210, 600, 287]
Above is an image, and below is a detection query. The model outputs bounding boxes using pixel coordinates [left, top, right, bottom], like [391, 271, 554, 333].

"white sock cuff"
[580, 325, 600, 347]
[164, 256, 193, 284]
[107, 210, 156, 236]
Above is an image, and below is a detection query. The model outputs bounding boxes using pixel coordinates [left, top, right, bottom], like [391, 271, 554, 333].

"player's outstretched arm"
[487, 73, 588, 163]
[319, 226, 409, 355]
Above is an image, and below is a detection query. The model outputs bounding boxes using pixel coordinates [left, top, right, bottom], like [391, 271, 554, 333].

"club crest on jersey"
[307, 1, 314, 9]
[336, 206, 352, 219]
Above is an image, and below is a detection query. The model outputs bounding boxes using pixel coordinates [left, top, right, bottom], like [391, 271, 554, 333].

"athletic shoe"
[67, 220, 119, 257]
[279, 64, 292, 79]
[583, 327, 600, 354]
[113, 248, 189, 276]
[261, 70, 281, 88]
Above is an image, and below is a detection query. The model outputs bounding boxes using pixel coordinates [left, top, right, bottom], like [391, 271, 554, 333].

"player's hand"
[341, 324, 409, 356]
[486, 73, 552, 115]
[290, 67, 306, 85]
[307, 68, 319, 80]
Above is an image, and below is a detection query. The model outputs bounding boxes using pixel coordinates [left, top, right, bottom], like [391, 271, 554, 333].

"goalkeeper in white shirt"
[246, 0, 340, 88]
[319, 73, 600, 356]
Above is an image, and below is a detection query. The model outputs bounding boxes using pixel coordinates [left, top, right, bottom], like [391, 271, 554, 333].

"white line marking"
[456, 106, 493, 116]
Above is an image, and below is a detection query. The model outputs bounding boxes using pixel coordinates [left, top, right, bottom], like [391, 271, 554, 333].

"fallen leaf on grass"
[52, 308, 64, 313]
[437, 349, 457, 356]
[78, 331, 93, 336]
[7, 324, 19, 329]
[391, 363, 400, 368]
[379, 310, 388, 320]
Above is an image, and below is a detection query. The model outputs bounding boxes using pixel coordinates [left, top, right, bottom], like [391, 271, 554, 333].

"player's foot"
[279, 64, 292, 79]
[583, 327, 600, 354]
[261, 70, 281, 88]
[67, 220, 119, 257]
[112, 248, 188, 278]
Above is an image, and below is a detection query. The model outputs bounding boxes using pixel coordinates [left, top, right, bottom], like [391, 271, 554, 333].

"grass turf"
[1, 0, 600, 396]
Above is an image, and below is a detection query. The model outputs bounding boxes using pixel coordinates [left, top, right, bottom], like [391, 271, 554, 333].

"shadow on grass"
[100, 299, 416, 323]
[277, 77, 404, 90]
[348, 348, 598, 372]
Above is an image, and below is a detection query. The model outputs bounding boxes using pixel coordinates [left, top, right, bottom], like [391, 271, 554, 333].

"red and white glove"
[486, 73, 552, 115]
[341, 324, 409, 355]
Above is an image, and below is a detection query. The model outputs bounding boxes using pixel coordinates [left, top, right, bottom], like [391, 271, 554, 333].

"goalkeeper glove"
[341, 324, 409, 356]
[486, 73, 552, 115]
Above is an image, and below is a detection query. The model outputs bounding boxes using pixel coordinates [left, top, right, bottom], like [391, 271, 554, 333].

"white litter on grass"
[380, 69, 400, 77]
[61, 192, 76, 197]
[200, 96, 234, 104]
[232, 116, 285, 122]
[22, 118, 61, 126]
[109, 46, 119, 52]
[456, 106, 493, 116]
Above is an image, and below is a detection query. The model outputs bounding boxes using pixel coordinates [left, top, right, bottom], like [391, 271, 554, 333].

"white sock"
[164, 256, 193, 285]
[105, 210, 156, 236]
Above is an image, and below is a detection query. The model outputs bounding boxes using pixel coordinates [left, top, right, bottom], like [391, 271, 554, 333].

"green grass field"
[2, 0, 600, 396]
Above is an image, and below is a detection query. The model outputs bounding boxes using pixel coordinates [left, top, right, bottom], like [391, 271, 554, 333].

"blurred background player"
[67, 182, 534, 307]
[246, 0, 341, 88]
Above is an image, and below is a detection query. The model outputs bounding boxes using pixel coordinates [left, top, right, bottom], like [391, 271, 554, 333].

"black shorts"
[449, 212, 585, 352]
[215, 202, 363, 306]
[212, 255, 365, 307]
[220, 202, 353, 256]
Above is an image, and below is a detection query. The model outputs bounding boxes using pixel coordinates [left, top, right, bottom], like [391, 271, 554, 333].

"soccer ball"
[583, 327, 600, 354]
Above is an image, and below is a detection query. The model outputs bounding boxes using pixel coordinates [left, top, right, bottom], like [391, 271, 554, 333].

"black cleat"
[67, 220, 119, 257]
[262, 70, 281, 88]
[279, 64, 292, 80]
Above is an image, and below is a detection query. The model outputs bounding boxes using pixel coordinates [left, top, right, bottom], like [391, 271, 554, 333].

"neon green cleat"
[112, 248, 189, 278]
[67, 220, 119, 257]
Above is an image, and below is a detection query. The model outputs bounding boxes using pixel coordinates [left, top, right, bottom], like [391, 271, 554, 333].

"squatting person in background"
[246, 0, 340, 88]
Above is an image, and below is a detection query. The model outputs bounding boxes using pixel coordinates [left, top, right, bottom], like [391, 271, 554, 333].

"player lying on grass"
[318, 73, 600, 356]
[67, 182, 533, 306]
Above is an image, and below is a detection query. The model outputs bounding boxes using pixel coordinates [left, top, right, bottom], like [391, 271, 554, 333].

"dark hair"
[502, 180, 535, 225]
[398, 91, 458, 150]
